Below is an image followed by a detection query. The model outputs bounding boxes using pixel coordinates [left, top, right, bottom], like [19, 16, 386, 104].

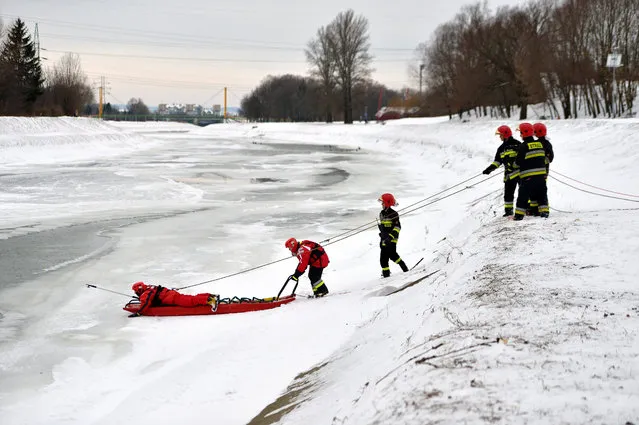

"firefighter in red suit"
[130, 282, 219, 316]
[285, 238, 330, 297]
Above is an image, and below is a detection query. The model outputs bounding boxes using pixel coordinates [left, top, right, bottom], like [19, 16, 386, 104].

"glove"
[482, 168, 492, 175]
[380, 232, 391, 242]
[288, 274, 299, 282]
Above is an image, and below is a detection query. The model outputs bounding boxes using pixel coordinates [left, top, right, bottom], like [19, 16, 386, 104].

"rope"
[552, 170, 639, 198]
[549, 174, 639, 203]
[176, 172, 493, 290]
[319, 173, 488, 246]
[177, 256, 291, 290]
[322, 173, 499, 248]
[399, 174, 499, 219]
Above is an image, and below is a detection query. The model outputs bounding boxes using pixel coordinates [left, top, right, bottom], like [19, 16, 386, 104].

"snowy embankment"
[266, 204, 639, 425]
[0, 117, 165, 167]
[198, 119, 639, 424]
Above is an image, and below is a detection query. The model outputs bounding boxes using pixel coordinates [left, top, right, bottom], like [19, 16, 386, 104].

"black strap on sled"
[151, 286, 165, 306]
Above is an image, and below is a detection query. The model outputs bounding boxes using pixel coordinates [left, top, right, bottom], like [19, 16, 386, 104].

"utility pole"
[34, 23, 41, 60]
[33, 23, 48, 63]
[99, 76, 105, 119]
[224, 87, 227, 121]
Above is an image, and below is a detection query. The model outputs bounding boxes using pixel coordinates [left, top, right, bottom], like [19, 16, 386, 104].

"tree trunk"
[343, 84, 353, 124]
[518, 101, 527, 120]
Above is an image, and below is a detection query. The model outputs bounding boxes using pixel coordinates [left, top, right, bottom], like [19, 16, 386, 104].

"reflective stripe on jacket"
[379, 207, 401, 243]
[485, 137, 522, 181]
[517, 136, 548, 179]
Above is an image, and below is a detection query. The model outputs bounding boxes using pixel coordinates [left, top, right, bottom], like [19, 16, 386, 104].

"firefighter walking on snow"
[378, 193, 409, 277]
[514, 122, 549, 220]
[285, 238, 330, 297]
[482, 125, 522, 217]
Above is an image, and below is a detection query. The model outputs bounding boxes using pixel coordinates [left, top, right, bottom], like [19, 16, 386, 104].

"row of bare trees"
[240, 73, 401, 122]
[0, 18, 94, 116]
[420, 0, 639, 119]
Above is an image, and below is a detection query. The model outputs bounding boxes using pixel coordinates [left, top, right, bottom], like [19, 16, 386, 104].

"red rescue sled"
[123, 294, 296, 317]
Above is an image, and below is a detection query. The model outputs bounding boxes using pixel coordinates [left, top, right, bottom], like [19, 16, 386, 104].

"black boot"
[312, 281, 329, 297]
[503, 208, 513, 217]
[381, 269, 390, 278]
[398, 260, 409, 272]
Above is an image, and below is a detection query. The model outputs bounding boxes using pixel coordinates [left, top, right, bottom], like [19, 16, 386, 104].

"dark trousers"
[515, 176, 548, 216]
[380, 242, 407, 276]
[504, 178, 519, 210]
[308, 266, 328, 294]
[528, 170, 550, 214]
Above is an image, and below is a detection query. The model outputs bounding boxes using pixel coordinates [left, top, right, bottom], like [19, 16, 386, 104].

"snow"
[0, 116, 638, 424]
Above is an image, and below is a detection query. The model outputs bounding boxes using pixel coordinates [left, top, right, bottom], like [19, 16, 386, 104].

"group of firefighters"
[130, 123, 554, 314]
[483, 122, 554, 220]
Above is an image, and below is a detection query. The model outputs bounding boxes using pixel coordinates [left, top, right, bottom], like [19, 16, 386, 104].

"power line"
[82, 71, 255, 89]
[0, 13, 302, 48]
[42, 32, 418, 57]
[45, 49, 412, 63]
[42, 32, 309, 52]
[1, 13, 416, 52]
[200, 88, 225, 108]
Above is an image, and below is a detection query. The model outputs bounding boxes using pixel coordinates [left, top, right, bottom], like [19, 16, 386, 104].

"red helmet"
[132, 281, 148, 295]
[495, 125, 512, 139]
[285, 237, 299, 254]
[517, 122, 534, 138]
[532, 122, 547, 138]
[378, 193, 397, 208]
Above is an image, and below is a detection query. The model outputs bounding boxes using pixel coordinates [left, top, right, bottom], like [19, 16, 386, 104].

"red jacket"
[294, 240, 329, 276]
[138, 286, 210, 315]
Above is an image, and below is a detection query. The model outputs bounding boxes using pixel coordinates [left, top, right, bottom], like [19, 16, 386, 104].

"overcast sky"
[1, 0, 528, 107]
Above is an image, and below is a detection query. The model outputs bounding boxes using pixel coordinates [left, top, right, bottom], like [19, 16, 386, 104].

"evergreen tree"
[0, 18, 45, 115]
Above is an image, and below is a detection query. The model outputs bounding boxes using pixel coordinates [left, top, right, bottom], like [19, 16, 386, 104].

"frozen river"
[0, 122, 416, 425]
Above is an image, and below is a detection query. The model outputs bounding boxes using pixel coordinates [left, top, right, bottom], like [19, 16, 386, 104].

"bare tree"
[47, 53, 94, 116]
[306, 26, 336, 122]
[127, 98, 150, 115]
[416, 0, 639, 119]
[421, 24, 462, 118]
[326, 10, 373, 124]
